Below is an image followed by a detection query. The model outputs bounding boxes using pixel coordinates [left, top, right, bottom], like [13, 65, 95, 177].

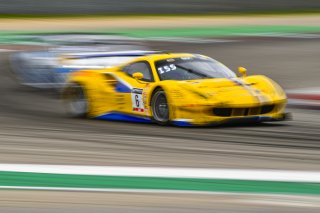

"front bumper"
[172, 112, 291, 127]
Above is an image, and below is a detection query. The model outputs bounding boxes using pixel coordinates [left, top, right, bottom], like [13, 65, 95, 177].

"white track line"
[0, 186, 254, 194]
[1, 164, 320, 182]
[0, 49, 15, 52]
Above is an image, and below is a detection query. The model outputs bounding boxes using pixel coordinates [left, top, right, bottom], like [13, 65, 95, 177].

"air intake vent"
[213, 108, 232, 117]
[213, 105, 275, 117]
[261, 105, 275, 114]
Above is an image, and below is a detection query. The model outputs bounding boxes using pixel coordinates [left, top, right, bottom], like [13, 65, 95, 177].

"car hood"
[174, 78, 278, 106]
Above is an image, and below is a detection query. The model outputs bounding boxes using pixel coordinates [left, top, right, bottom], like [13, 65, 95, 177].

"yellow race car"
[62, 51, 288, 126]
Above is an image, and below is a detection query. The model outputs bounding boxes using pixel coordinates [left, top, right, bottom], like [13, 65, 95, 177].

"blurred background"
[1, 0, 320, 15]
[0, 1, 320, 213]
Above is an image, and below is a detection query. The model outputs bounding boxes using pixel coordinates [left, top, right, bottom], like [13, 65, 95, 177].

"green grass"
[1, 25, 320, 44]
[114, 25, 320, 38]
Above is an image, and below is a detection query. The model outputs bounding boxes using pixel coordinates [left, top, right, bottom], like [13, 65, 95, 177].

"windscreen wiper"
[175, 64, 208, 78]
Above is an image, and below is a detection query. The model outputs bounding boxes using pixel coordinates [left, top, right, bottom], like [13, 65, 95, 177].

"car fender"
[244, 75, 286, 101]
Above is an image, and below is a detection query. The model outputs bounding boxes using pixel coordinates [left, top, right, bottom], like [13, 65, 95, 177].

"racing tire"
[63, 83, 88, 118]
[151, 89, 170, 125]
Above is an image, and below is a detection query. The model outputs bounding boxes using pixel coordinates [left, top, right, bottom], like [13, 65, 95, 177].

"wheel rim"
[153, 93, 169, 122]
[67, 87, 87, 116]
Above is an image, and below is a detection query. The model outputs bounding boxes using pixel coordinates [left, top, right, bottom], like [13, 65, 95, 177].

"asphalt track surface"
[0, 37, 320, 212]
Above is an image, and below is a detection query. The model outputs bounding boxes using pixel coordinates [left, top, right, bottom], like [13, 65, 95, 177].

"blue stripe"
[115, 82, 131, 93]
[172, 120, 193, 127]
[54, 67, 82, 73]
[95, 112, 152, 123]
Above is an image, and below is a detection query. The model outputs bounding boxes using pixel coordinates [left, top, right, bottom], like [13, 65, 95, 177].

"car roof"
[81, 52, 206, 72]
[63, 51, 199, 61]
[147, 53, 195, 60]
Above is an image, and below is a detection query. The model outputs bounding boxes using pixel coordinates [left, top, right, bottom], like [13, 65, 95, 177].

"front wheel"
[63, 83, 88, 118]
[151, 89, 170, 125]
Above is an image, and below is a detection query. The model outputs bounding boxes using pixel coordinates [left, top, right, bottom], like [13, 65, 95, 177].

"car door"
[119, 61, 154, 116]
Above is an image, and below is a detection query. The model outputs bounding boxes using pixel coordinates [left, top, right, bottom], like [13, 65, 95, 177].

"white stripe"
[64, 50, 157, 57]
[172, 119, 193, 122]
[1, 164, 320, 182]
[0, 49, 15, 52]
[0, 186, 244, 194]
[231, 78, 269, 104]
[62, 65, 107, 69]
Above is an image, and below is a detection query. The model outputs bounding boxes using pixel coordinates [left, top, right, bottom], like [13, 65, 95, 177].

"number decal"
[158, 67, 164, 74]
[131, 88, 144, 112]
[135, 95, 140, 107]
[164, 65, 170, 72]
[157, 64, 176, 74]
[169, 64, 176, 70]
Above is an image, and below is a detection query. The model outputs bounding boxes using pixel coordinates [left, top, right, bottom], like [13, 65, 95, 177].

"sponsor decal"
[131, 88, 144, 112]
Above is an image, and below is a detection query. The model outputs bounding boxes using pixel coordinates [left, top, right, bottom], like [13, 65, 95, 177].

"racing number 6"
[135, 94, 140, 107]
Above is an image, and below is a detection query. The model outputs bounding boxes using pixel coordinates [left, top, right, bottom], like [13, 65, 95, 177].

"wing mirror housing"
[132, 72, 144, 80]
[238, 67, 247, 77]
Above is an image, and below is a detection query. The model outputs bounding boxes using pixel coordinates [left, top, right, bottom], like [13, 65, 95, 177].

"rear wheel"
[151, 89, 170, 125]
[63, 83, 88, 118]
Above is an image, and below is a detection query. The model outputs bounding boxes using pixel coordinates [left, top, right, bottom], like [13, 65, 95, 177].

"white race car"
[10, 34, 149, 90]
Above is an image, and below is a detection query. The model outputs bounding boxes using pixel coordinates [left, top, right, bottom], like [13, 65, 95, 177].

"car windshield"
[155, 57, 236, 81]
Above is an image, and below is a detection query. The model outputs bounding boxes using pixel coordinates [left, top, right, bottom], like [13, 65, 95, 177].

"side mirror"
[132, 72, 144, 80]
[238, 67, 247, 77]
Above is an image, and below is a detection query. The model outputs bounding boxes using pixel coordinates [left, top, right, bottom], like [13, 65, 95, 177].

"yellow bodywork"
[64, 53, 287, 126]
